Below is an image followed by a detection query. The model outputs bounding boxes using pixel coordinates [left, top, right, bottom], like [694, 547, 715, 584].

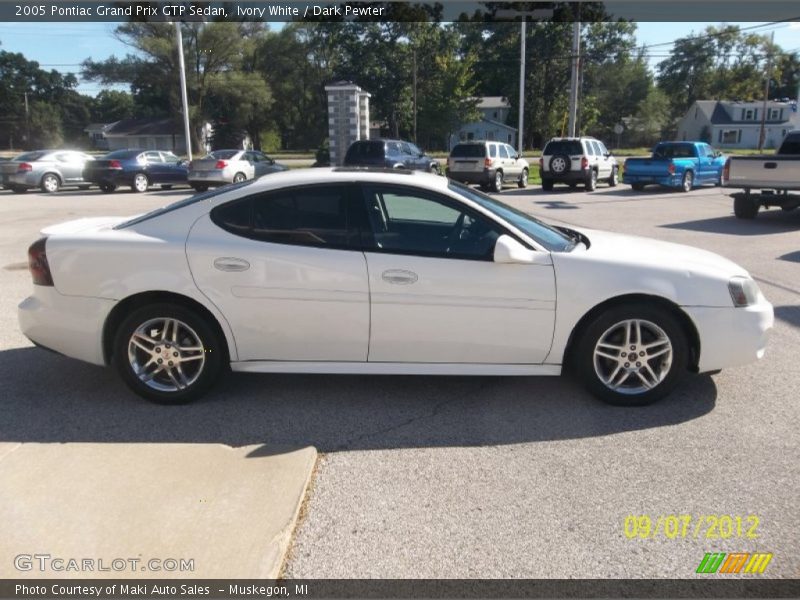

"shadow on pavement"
[0, 346, 717, 453]
[661, 211, 800, 235]
[774, 305, 800, 328]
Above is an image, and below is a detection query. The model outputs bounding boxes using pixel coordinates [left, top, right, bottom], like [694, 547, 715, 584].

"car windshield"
[779, 135, 800, 154]
[114, 179, 256, 229]
[207, 150, 240, 160]
[14, 151, 47, 161]
[544, 140, 583, 155]
[450, 144, 485, 158]
[448, 182, 576, 252]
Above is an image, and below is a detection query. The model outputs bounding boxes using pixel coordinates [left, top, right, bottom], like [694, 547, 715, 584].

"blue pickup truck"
[623, 142, 727, 192]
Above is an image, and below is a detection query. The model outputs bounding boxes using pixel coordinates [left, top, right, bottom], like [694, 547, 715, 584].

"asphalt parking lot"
[1, 181, 798, 579]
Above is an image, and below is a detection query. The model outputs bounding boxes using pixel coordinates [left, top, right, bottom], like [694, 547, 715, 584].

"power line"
[637, 20, 797, 50]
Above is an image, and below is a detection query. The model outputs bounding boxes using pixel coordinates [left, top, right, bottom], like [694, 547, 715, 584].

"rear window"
[105, 150, 141, 159]
[779, 133, 800, 155]
[208, 150, 239, 160]
[13, 151, 47, 161]
[450, 144, 486, 158]
[346, 142, 384, 160]
[544, 141, 583, 155]
[653, 144, 696, 158]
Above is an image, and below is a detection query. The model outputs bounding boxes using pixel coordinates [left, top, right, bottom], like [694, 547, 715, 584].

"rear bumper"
[447, 168, 496, 184]
[18, 287, 115, 367]
[623, 173, 682, 188]
[684, 300, 774, 373]
[188, 171, 231, 185]
[3, 172, 39, 188]
[540, 169, 589, 183]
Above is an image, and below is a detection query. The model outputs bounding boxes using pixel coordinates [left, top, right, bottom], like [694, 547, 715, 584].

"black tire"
[113, 303, 225, 404]
[10, 185, 27, 194]
[733, 194, 759, 219]
[40, 173, 61, 193]
[517, 168, 529, 188]
[568, 182, 579, 190]
[541, 178, 554, 191]
[192, 184, 209, 193]
[631, 183, 645, 191]
[492, 170, 504, 193]
[680, 170, 693, 193]
[608, 166, 618, 187]
[780, 205, 797, 212]
[132, 173, 149, 193]
[549, 154, 571, 176]
[233, 172, 247, 184]
[99, 183, 117, 193]
[574, 303, 688, 406]
[585, 169, 598, 192]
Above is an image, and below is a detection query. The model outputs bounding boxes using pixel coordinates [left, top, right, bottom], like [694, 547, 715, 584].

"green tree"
[92, 90, 135, 122]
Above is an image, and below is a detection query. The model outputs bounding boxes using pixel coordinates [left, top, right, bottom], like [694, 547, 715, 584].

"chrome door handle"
[381, 269, 418, 285]
[213, 257, 250, 272]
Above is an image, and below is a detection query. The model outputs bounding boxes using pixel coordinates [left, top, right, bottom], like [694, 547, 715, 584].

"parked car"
[344, 139, 440, 173]
[722, 130, 800, 219]
[446, 141, 530, 192]
[82, 149, 189, 193]
[623, 142, 726, 192]
[188, 149, 288, 192]
[19, 168, 772, 407]
[539, 137, 618, 191]
[0, 150, 95, 193]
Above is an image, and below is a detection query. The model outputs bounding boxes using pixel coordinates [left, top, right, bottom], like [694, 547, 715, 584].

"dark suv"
[344, 139, 440, 173]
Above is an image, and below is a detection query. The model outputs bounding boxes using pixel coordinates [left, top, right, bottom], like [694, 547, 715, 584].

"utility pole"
[518, 20, 526, 152]
[758, 31, 775, 152]
[24, 91, 30, 149]
[412, 48, 417, 144]
[175, 22, 193, 160]
[567, 20, 581, 137]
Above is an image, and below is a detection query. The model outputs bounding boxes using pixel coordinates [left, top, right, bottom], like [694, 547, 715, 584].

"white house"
[85, 118, 215, 153]
[676, 99, 799, 149]
[449, 96, 518, 150]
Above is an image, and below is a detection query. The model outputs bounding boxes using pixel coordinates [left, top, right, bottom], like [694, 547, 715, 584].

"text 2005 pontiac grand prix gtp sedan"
[19, 168, 773, 406]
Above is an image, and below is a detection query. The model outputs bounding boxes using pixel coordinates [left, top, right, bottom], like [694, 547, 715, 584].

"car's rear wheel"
[608, 167, 618, 187]
[585, 169, 598, 192]
[132, 173, 149, 193]
[631, 183, 645, 191]
[680, 171, 694, 193]
[541, 178, 554, 191]
[492, 170, 504, 192]
[40, 173, 60, 193]
[574, 303, 688, 406]
[233, 172, 247, 183]
[192, 184, 209, 193]
[99, 183, 116, 193]
[113, 304, 224, 404]
[517, 168, 529, 188]
[10, 185, 27, 194]
[733, 194, 759, 219]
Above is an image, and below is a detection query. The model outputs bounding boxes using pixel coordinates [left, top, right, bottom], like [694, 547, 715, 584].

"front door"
[186, 183, 370, 362]
[358, 184, 556, 364]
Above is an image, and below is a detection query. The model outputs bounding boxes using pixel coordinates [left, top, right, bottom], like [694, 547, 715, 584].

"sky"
[0, 20, 797, 96]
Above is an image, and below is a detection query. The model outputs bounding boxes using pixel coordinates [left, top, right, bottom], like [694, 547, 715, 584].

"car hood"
[573, 227, 749, 278]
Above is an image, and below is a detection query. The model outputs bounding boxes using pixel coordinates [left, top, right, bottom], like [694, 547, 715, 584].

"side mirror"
[493, 235, 551, 265]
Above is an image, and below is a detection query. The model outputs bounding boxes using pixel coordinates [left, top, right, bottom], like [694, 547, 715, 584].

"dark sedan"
[344, 139, 440, 173]
[83, 149, 189, 193]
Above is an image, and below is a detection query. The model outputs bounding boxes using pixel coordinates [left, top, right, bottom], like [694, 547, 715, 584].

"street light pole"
[517, 20, 525, 152]
[174, 22, 193, 160]
[567, 20, 581, 137]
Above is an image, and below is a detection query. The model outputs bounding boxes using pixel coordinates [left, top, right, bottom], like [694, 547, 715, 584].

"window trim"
[355, 183, 519, 262]
[208, 183, 360, 252]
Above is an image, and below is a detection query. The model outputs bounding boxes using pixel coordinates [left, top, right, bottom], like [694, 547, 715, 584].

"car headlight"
[728, 277, 760, 307]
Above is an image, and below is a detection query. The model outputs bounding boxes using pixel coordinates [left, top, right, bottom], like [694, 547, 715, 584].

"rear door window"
[591, 141, 603, 156]
[544, 140, 583, 156]
[498, 145, 509, 159]
[450, 145, 485, 158]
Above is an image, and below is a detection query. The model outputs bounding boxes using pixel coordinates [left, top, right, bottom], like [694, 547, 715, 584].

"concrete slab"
[0, 443, 316, 578]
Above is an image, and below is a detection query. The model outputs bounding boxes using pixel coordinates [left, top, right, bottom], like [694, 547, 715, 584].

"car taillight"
[215, 160, 228, 169]
[108, 160, 122, 169]
[18, 162, 32, 172]
[484, 158, 492, 168]
[580, 157, 589, 170]
[668, 163, 676, 175]
[722, 158, 730, 183]
[28, 237, 53, 286]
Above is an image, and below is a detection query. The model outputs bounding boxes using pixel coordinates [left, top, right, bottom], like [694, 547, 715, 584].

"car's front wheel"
[132, 173, 149, 193]
[574, 303, 688, 406]
[113, 304, 224, 404]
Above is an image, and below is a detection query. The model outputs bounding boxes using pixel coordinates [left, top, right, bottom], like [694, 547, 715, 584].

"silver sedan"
[188, 149, 288, 192]
[1, 150, 95, 193]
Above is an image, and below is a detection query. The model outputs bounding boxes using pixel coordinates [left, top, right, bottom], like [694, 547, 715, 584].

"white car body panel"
[17, 168, 773, 384]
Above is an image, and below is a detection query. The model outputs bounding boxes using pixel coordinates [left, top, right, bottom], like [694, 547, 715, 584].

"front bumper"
[19, 287, 115, 367]
[684, 300, 774, 373]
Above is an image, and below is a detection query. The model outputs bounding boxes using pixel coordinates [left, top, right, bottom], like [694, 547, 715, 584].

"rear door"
[449, 144, 486, 174]
[186, 183, 370, 361]
[159, 152, 188, 183]
[54, 152, 86, 184]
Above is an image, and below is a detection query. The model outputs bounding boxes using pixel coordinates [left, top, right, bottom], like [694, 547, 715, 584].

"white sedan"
[19, 169, 773, 405]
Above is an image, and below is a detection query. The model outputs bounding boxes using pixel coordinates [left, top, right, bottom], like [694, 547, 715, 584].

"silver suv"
[447, 141, 530, 193]
[540, 137, 618, 192]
